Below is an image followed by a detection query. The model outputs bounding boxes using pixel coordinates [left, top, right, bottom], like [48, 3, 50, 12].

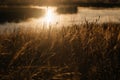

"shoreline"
[0, 2, 120, 8]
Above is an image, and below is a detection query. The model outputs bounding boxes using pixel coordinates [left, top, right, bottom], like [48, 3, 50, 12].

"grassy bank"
[0, 23, 120, 80]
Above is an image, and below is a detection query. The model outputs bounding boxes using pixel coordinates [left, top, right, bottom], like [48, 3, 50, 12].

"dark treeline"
[0, 1, 120, 7]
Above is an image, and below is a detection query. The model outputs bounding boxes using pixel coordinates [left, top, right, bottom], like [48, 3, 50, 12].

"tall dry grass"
[0, 23, 120, 80]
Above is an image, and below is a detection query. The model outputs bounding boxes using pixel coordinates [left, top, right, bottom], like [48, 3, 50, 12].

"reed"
[0, 23, 120, 80]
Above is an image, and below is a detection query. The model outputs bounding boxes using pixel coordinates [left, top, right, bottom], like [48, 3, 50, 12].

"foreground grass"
[0, 23, 120, 80]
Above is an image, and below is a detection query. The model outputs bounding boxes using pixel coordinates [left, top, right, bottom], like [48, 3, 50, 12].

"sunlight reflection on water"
[0, 6, 120, 29]
[36, 7, 60, 28]
[36, 6, 120, 28]
[43, 7, 57, 28]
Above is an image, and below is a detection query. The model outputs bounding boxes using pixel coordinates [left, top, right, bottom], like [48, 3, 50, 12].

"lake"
[0, 6, 120, 28]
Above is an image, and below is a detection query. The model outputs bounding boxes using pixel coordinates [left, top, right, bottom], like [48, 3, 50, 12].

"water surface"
[0, 6, 120, 28]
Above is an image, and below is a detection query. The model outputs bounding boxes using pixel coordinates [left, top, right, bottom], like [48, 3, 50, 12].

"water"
[0, 6, 120, 28]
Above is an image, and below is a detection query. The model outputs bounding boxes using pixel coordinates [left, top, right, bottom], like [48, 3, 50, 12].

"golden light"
[36, 7, 58, 29]
[45, 7, 53, 23]
[43, 7, 56, 28]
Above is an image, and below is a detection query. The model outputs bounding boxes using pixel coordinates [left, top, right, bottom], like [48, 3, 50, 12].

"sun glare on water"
[45, 8, 53, 22]
[36, 7, 59, 28]
[43, 7, 56, 28]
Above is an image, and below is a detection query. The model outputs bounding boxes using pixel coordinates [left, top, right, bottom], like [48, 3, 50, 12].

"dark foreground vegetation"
[0, 23, 120, 80]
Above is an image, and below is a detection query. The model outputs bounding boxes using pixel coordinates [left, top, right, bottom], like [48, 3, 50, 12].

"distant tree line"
[0, 0, 119, 6]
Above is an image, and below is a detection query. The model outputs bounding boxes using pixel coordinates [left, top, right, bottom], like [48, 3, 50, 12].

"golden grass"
[0, 23, 120, 80]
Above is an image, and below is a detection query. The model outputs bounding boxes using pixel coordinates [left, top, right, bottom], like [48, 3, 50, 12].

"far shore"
[0, 2, 120, 8]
